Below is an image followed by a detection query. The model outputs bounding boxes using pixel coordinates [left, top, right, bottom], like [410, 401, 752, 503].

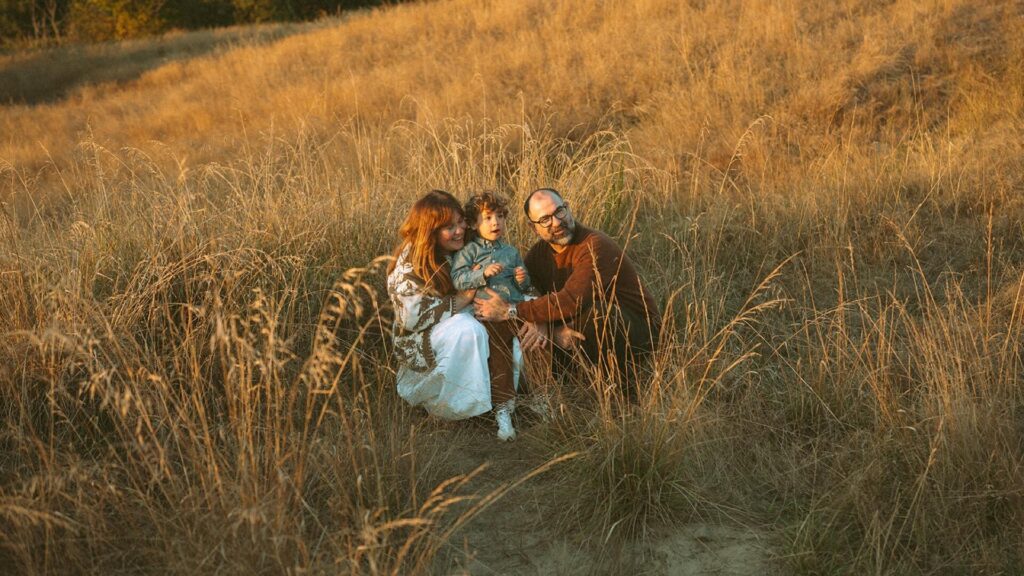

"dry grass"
[2, 0, 1024, 573]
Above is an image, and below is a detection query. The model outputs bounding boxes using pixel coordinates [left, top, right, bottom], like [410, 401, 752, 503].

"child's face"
[476, 208, 505, 242]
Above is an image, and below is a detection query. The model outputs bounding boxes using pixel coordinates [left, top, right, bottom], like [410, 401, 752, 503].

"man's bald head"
[523, 187, 575, 248]
[523, 188, 564, 220]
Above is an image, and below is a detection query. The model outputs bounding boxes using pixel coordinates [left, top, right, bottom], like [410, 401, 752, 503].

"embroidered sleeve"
[389, 259, 454, 334]
[386, 246, 456, 373]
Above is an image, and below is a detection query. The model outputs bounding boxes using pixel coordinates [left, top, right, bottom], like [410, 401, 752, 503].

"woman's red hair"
[393, 190, 463, 295]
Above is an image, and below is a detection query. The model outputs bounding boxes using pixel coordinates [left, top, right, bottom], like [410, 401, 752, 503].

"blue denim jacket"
[451, 237, 531, 303]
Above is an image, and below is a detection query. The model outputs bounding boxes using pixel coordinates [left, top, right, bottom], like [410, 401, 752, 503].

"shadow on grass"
[0, 20, 327, 106]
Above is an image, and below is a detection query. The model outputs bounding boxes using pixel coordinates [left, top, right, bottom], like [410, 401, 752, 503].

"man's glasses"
[529, 204, 569, 228]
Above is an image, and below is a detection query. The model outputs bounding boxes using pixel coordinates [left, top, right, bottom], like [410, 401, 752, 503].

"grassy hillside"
[2, 0, 1023, 573]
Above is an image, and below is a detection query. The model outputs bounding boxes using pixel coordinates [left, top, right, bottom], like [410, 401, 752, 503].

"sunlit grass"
[2, 0, 1024, 573]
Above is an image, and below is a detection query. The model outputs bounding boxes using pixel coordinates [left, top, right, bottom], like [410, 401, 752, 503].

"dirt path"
[420, 418, 775, 575]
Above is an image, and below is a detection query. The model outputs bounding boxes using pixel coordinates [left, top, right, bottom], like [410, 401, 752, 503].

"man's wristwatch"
[507, 302, 518, 321]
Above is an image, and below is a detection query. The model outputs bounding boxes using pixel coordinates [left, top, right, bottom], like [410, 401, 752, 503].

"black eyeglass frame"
[528, 203, 570, 228]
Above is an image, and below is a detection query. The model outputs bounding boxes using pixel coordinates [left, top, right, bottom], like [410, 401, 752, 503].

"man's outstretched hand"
[552, 323, 585, 349]
[518, 322, 549, 351]
[473, 288, 510, 321]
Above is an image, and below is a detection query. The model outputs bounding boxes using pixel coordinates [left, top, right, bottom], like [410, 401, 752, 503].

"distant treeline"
[0, 0, 400, 45]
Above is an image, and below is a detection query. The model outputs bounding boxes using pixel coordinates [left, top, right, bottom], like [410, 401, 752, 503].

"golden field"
[1, 0, 1023, 573]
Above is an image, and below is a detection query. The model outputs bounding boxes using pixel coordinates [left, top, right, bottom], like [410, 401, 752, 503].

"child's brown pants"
[484, 319, 518, 405]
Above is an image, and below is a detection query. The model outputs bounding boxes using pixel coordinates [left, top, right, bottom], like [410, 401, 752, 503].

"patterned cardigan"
[387, 245, 457, 373]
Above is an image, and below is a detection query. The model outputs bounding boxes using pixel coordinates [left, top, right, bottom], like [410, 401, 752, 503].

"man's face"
[476, 208, 505, 242]
[527, 192, 575, 246]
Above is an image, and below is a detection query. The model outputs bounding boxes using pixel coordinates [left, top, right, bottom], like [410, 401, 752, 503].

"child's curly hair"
[463, 191, 509, 240]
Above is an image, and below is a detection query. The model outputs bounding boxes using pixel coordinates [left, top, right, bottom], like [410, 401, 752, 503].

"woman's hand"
[518, 322, 549, 352]
[454, 288, 476, 311]
[552, 323, 585, 349]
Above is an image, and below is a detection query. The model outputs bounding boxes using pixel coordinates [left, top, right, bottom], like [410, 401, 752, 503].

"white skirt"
[396, 309, 521, 420]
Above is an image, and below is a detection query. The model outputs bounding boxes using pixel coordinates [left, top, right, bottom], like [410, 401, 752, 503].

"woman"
[386, 190, 522, 440]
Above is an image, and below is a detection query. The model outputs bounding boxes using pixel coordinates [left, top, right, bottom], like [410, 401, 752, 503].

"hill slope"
[2, 1, 1024, 574]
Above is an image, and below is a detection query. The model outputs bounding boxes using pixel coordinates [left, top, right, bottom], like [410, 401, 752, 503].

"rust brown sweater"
[518, 224, 661, 341]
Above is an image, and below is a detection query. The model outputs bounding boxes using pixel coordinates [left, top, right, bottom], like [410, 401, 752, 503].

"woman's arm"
[452, 288, 476, 312]
[392, 286, 455, 333]
[388, 250, 457, 333]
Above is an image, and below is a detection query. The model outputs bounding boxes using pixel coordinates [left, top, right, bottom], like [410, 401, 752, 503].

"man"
[474, 187, 661, 376]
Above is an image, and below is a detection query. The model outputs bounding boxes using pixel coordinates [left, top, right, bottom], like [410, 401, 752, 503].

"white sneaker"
[495, 400, 516, 442]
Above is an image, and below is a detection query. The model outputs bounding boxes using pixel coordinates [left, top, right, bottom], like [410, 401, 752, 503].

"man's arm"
[517, 237, 611, 323]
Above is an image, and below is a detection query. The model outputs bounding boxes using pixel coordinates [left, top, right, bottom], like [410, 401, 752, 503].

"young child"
[451, 191, 530, 441]
[452, 192, 531, 303]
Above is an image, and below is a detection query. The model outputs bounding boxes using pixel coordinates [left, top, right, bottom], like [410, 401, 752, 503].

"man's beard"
[549, 222, 575, 246]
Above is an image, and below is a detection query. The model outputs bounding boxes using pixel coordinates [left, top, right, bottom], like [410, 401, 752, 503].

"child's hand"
[483, 263, 504, 278]
[514, 267, 527, 285]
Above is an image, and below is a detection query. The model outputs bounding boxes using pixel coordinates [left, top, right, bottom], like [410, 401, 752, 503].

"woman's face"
[435, 212, 467, 255]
